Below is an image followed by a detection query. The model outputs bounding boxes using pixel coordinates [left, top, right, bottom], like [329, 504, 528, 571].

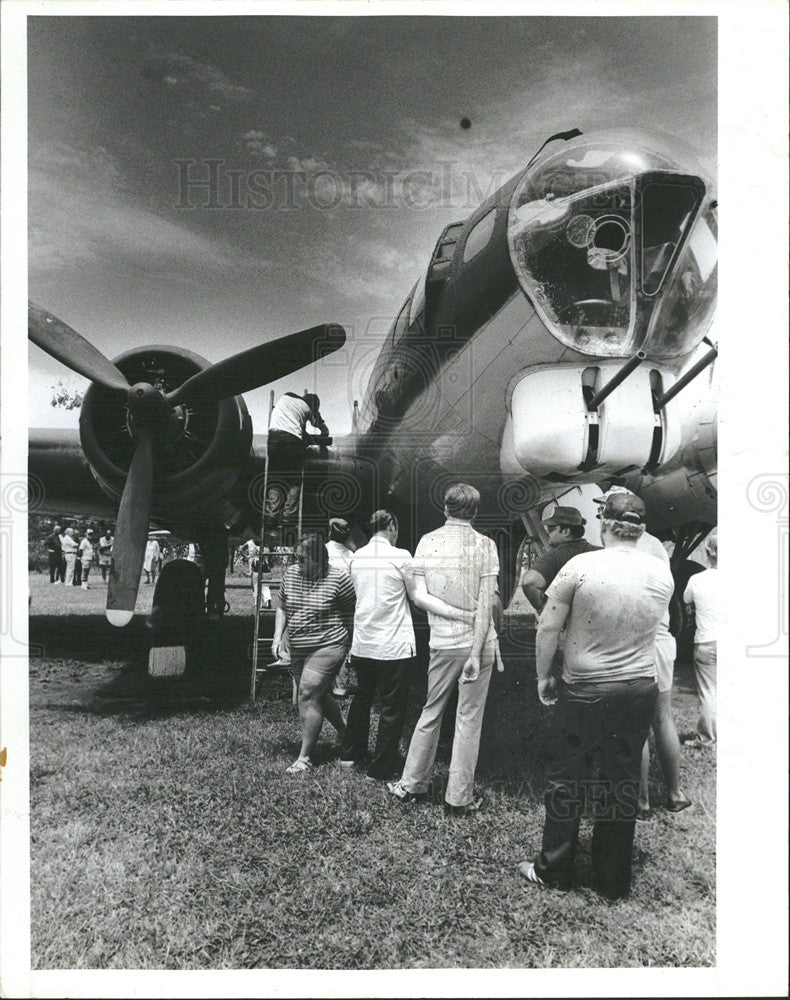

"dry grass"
[29, 571, 715, 969]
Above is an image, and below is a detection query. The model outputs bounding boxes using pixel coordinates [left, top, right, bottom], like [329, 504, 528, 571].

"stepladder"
[250, 390, 304, 703]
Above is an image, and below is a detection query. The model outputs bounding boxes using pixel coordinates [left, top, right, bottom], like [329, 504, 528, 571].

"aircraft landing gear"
[145, 527, 231, 677]
[195, 527, 231, 622]
[147, 559, 207, 676]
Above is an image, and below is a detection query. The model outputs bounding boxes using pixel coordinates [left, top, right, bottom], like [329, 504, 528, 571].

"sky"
[27, 14, 717, 433]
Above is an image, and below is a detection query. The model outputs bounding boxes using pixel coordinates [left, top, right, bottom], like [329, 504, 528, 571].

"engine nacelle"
[624, 395, 716, 530]
[79, 346, 252, 525]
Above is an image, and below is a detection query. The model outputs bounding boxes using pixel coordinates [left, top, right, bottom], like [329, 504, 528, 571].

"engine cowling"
[624, 394, 716, 531]
[79, 346, 252, 525]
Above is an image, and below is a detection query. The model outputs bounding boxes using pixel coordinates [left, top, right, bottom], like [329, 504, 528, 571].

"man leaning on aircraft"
[520, 506, 599, 614]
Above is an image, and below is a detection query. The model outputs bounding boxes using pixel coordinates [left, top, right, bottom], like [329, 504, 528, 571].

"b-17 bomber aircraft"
[29, 127, 718, 633]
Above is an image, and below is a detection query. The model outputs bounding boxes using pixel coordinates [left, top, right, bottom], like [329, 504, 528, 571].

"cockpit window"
[644, 205, 718, 356]
[509, 180, 635, 352]
[507, 130, 716, 358]
[463, 207, 497, 263]
[640, 181, 700, 296]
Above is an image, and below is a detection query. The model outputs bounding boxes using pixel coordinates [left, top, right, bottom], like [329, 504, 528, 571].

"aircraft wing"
[29, 428, 118, 518]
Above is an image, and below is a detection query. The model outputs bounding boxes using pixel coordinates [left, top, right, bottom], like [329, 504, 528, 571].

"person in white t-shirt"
[266, 392, 329, 524]
[143, 537, 161, 585]
[522, 491, 672, 900]
[78, 529, 95, 589]
[61, 528, 78, 586]
[595, 487, 691, 817]
[683, 532, 718, 747]
[388, 484, 499, 815]
[340, 510, 419, 779]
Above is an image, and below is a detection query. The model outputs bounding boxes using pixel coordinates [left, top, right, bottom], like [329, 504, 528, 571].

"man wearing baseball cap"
[594, 487, 691, 818]
[520, 490, 673, 900]
[521, 506, 599, 614]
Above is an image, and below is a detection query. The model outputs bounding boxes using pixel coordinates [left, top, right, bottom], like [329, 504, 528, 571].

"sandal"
[286, 756, 312, 774]
[518, 861, 548, 888]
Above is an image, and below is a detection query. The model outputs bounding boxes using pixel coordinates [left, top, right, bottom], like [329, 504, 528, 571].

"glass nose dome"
[507, 129, 717, 358]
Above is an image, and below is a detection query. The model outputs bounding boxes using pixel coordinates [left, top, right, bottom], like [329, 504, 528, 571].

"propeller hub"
[127, 382, 168, 424]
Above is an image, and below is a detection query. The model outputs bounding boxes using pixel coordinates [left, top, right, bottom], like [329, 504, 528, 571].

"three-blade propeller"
[29, 302, 346, 625]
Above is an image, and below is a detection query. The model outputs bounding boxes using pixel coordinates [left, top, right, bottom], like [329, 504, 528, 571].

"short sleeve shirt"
[61, 535, 78, 556]
[277, 565, 356, 653]
[412, 520, 499, 650]
[269, 395, 311, 438]
[78, 538, 94, 562]
[545, 548, 674, 684]
[684, 568, 718, 643]
[530, 539, 600, 589]
[325, 540, 354, 574]
[349, 536, 416, 659]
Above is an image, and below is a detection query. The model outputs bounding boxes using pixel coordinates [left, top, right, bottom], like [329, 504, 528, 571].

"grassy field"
[28, 570, 715, 969]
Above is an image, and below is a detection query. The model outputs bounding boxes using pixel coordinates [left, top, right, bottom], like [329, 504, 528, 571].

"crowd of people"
[46, 524, 110, 589]
[40, 473, 718, 902]
[44, 526, 166, 588]
[269, 481, 718, 901]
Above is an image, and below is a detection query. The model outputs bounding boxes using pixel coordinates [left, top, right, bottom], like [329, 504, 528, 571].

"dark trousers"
[341, 655, 414, 779]
[48, 551, 60, 582]
[535, 678, 658, 899]
[265, 431, 305, 524]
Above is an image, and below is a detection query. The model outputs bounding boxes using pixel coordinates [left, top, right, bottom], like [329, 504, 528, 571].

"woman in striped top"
[273, 533, 356, 773]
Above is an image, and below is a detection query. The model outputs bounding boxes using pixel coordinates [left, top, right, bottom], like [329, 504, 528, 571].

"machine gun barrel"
[587, 351, 646, 410]
[654, 345, 718, 409]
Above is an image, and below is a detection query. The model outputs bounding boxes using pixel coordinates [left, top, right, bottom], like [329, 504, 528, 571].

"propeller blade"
[106, 426, 154, 626]
[167, 323, 346, 407]
[28, 302, 130, 396]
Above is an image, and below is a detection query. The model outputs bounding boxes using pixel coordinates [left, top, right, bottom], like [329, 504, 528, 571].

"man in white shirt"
[61, 528, 78, 586]
[388, 484, 499, 815]
[340, 510, 418, 779]
[683, 532, 718, 747]
[266, 392, 329, 524]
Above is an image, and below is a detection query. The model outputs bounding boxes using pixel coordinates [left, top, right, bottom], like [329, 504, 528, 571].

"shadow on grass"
[30, 611, 259, 718]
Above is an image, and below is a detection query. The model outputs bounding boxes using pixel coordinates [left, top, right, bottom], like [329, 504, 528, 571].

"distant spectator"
[62, 528, 78, 586]
[521, 506, 599, 613]
[98, 531, 113, 582]
[144, 537, 161, 585]
[73, 534, 83, 586]
[57, 528, 68, 582]
[46, 524, 62, 584]
[683, 532, 718, 748]
[78, 529, 95, 590]
[272, 533, 356, 774]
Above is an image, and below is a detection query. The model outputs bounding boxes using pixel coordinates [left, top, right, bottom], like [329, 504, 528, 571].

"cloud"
[29, 140, 270, 281]
[139, 49, 254, 105]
